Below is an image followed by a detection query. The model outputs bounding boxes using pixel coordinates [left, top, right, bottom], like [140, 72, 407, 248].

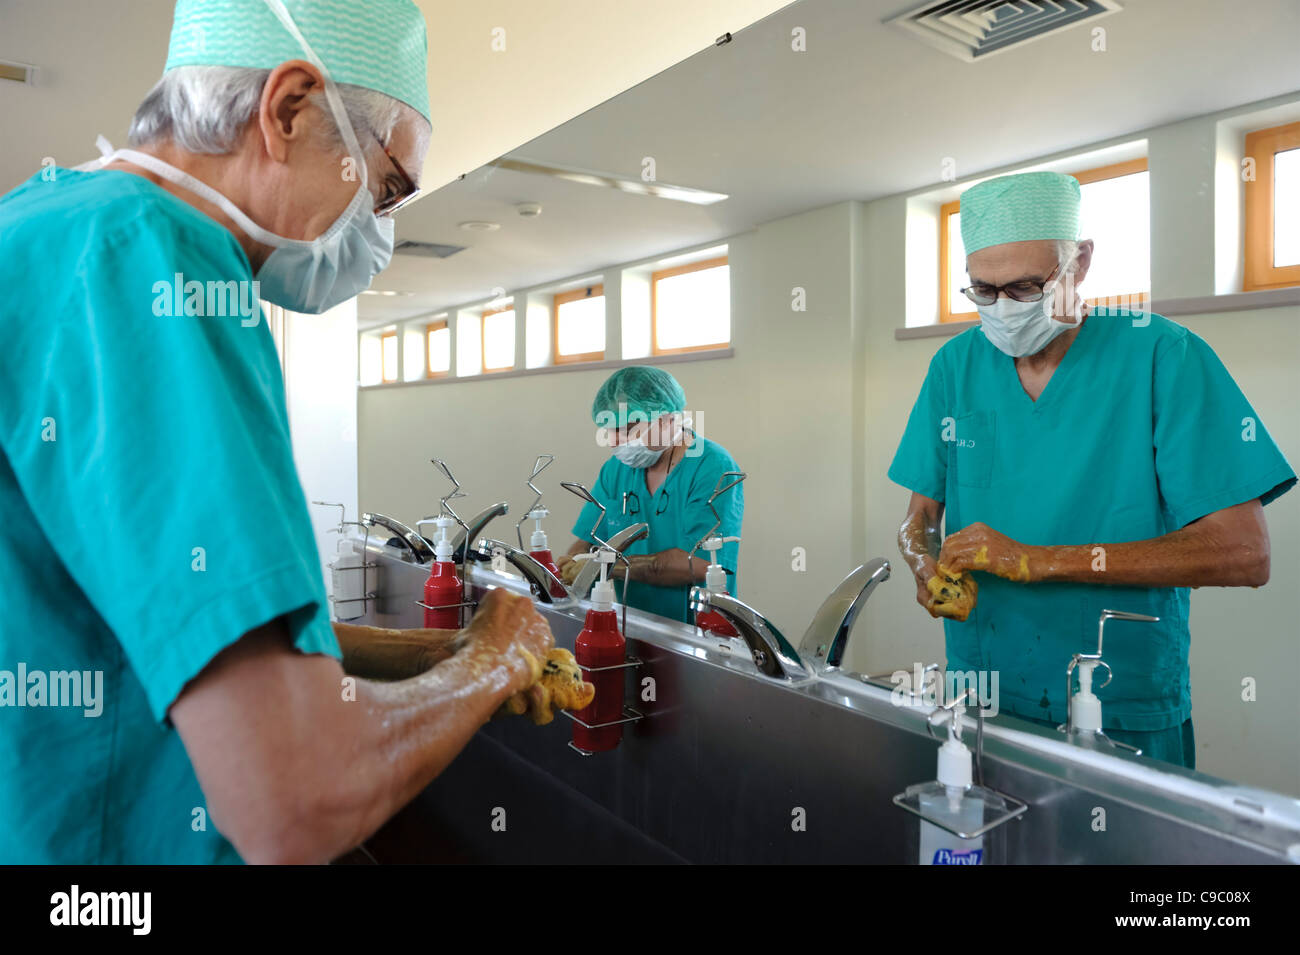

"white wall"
[281, 301, 360, 590]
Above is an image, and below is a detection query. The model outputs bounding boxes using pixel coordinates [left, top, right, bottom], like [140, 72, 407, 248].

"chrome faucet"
[474, 538, 567, 604]
[690, 588, 813, 682]
[361, 512, 434, 563]
[418, 502, 509, 563]
[798, 559, 891, 676]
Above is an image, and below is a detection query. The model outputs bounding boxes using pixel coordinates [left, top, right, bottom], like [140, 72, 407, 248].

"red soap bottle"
[572, 556, 625, 752]
[695, 536, 740, 637]
[525, 509, 567, 599]
[423, 516, 463, 629]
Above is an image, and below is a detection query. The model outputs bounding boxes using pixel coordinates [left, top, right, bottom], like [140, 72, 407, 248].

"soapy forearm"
[1032, 522, 1268, 587]
[612, 548, 709, 587]
[940, 501, 1270, 588]
[332, 622, 462, 680]
[172, 591, 552, 864]
[898, 509, 942, 578]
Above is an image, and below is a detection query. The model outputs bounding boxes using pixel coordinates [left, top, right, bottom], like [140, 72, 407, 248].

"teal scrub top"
[0, 168, 342, 863]
[888, 308, 1295, 732]
[572, 435, 744, 623]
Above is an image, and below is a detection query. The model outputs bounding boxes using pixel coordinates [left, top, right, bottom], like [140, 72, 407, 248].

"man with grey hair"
[889, 171, 1294, 767]
[0, 0, 553, 863]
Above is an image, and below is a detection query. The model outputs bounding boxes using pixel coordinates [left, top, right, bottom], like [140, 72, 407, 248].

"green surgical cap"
[959, 171, 1080, 255]
[164, 0, 431, 122]
[592, 366, 687, 425]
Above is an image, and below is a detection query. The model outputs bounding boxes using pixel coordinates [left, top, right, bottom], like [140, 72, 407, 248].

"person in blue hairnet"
[889, 171, 1295, 769]
[556, 366, 745, 624]
[0, 0, 552, 864]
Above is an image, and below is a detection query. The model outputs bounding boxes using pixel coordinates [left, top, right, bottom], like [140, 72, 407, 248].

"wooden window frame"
[552, 284, 606, 364]
[480, 305, 515, 373]
[425, 319, 450, 379]
[1244, 120, 1300, 291]
[939, 158, 1150, 323]
[650, 256, 730, 355]
[380, 331, 398, 383]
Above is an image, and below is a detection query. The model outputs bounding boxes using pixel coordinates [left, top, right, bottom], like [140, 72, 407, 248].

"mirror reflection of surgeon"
[557, 366, 744, 623]
[889, 171, 1296, 768]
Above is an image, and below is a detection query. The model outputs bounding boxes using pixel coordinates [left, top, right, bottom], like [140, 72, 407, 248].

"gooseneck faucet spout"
[361, 512, 435, 563]
[475, 539, 566, 604]
[690, 589, 813, 682]
[798, 559, 891, 675]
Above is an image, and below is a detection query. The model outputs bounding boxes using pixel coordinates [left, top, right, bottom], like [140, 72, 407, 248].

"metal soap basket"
[312, 501, 379, 622]
[411, 459, 480, 629]
[557, 480, 645, 756]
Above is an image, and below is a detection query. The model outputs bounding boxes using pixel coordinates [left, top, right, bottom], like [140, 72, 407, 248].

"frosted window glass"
[557, 295, 605, 356]
[1274, 148, 1299, 268]
[654, 266, 729, 350]
[483, 309, 515, 370]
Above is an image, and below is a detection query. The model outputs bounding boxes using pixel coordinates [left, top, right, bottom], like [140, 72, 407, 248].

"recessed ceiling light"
[360, 289, 415, 297]
[459, 220, 501, 231]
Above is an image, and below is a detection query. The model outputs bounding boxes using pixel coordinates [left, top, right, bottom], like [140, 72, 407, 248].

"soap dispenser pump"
[1060, 609, 1160, 754]
[422, 514, 464, 629]
[515, 454, 566, 597]
[525, 508, 566, 598]
[894, 690, 1027, 865]
[570, 548, 626, 752]
[694, 535, 741, 637]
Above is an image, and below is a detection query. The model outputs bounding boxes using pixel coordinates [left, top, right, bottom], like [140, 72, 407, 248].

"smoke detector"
[886, 0, 1123, 62]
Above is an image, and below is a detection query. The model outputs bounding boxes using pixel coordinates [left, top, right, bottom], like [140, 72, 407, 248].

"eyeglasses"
[366, 129, 420, 218]
[960, 264, 1061, 307]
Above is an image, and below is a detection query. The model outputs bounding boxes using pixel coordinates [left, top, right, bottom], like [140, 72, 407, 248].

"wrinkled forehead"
[966, 239, 1061, 283]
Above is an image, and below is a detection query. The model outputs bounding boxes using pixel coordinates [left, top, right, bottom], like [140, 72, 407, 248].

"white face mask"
[611, 417, 683, 469]
[76, 0, 393, 315]
[975, 282, 1074, 358]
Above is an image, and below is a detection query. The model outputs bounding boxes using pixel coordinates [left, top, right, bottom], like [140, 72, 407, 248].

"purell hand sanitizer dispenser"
[894, 690, 1028, 865]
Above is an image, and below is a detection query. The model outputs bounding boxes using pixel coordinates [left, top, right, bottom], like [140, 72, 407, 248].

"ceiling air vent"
[885, 0, 1122, 62]
[393, 240, 466, 259]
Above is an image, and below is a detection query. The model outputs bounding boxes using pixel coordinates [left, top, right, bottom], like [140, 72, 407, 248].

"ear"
[256, 60, 325, 163]
[1072, 239, 1094, 285]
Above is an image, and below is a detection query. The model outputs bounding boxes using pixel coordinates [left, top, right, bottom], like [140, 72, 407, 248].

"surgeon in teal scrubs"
[889, 171, 1295, 768]
[557, 366, 744, 623]
[0, 0, 552, 864]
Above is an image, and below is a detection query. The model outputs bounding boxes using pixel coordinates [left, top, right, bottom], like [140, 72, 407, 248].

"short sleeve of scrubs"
[0, 170, 340, 724]
[887, 353, 948, 502]
[1152, 330, 1297, 528]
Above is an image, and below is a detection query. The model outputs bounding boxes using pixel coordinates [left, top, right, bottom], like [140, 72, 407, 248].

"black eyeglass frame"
[365, 129, 420, 218]
[960, 263, 1062, 307]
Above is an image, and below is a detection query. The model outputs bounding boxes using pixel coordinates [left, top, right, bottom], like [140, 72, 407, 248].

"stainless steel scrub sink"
[353, 539, 1300, 864]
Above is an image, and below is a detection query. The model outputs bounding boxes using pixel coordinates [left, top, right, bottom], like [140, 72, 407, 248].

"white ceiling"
[362, 0, 1300, 326]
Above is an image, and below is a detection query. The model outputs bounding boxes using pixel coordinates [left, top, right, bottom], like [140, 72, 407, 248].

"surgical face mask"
[611, 417, 682, 469]
[975, 281, 1074, 358]
[76, 0, 393, 315]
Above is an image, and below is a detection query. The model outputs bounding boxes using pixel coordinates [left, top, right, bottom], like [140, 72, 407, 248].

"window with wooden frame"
[425, 319, 451, 378]
[939, 158, 1150, 323]
[481, 305, 515, 373]
[553, 285, 606, 364]
[381, 331, 398, 383]
[651, 256, 730, 354]
[1244, 120, 1300, 291]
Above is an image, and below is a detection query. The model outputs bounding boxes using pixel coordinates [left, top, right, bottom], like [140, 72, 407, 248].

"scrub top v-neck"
[573, 434, 744, 623]
[888, 308, 1295, 732]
